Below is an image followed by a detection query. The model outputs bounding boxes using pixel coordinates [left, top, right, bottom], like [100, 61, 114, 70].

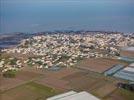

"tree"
[3, 70, 17, 78]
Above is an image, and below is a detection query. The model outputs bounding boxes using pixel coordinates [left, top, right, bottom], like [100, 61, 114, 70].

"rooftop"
[129, 63, 134, 67]
[122, 47, 134, 52]
[47, 91, 100, 100]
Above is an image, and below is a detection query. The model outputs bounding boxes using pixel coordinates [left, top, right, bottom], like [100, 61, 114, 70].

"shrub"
[3, 70, 17, 78]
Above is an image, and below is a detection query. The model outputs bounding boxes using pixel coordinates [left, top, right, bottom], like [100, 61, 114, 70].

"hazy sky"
[1, 0, 134, 3]
[1, 0, 134, 33]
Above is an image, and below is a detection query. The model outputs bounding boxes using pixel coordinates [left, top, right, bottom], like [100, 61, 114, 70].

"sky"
[1, 0, 134, 4]
[0, 0, 134, 33]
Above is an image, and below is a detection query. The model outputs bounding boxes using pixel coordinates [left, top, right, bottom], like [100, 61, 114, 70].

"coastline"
[0, 30, 133, 50]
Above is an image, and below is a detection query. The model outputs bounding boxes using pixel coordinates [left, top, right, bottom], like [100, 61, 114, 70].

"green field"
[1, 82, 59, 100]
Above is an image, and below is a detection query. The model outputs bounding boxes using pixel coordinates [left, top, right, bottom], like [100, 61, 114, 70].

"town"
[1, 32, 134, 71]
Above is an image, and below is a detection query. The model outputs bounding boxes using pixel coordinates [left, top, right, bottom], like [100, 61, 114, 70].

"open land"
[1, 66, 132, 100]
[1, 82, 59, 100]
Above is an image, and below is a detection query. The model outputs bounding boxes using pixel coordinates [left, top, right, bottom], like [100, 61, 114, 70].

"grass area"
[115, 88, 134, 100]
[103, 88, 134, 100]
[1, 82, 59, 100]
[91, 83, 117, 98]
[26, 82, 57, 96]
[3, 70, 18, 78]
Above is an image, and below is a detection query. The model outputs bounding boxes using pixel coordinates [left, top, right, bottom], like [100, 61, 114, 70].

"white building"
[47, 91, 100, 100]
[129, 63, 134, 68]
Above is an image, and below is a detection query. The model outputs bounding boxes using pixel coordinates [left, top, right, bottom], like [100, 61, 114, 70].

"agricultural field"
[1, 82, 59, 100]
[0, 60, 133, 100]
[63, 71, 116, 92]
[76, 58, 128, 73]
[0, 70, 42, 91]
[103, 88, 134, 100]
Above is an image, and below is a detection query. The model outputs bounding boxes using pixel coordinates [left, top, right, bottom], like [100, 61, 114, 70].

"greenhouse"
[113, 69, 134, 81]
[104, 64, 124, 76]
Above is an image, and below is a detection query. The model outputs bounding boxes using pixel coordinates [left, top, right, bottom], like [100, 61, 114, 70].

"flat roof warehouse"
[122, 47, 134, 51]
[47, 91, 100, 100]
[120, 46, 134, 61]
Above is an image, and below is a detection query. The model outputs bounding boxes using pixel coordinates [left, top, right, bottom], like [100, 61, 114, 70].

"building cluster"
[1, 33, 134, 71]
[0, 57, 22, 72]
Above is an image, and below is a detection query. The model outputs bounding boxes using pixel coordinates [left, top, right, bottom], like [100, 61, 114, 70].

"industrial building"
[103, 63, 134, 81]
[120, 47, 134, 59]
[114, 63, 134, 81]
[47, 91, 100, 100]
